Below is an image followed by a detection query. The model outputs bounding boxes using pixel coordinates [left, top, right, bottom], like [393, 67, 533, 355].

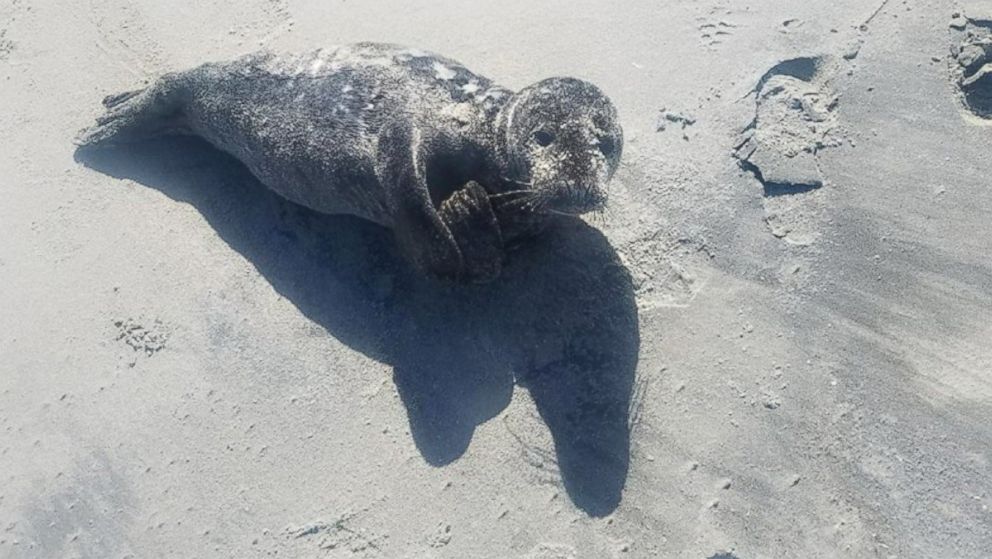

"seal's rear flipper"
[76, 76, 187, 149]
[102, 88, 145, 109]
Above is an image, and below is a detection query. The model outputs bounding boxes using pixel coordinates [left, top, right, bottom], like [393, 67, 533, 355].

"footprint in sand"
[734, 56, 846, 245]
[734, 56, 842, 194]
[949, 6, 992, 122]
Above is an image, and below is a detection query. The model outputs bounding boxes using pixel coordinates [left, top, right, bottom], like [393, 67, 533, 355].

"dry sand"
[2, 0, 991, 558]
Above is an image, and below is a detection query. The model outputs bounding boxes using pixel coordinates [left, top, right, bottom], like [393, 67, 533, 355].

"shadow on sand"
[76, 137, 640, 516]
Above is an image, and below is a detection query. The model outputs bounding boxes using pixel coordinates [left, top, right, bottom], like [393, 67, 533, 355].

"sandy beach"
[1, 1, 991, 557]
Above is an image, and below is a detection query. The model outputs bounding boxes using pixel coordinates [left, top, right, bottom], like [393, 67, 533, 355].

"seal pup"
[77, 43, 624, 283]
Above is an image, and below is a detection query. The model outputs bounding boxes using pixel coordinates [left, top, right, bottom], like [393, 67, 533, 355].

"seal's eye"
[533, 130, 555, 147]
[598, 136, 616, 157]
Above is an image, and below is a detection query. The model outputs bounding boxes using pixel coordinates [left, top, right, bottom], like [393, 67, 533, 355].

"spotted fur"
[77, 42, 624, 282]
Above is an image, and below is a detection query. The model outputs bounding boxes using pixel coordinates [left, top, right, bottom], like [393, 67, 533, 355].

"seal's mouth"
[545, 187, 607, 216]
[489, 185, 607, 217]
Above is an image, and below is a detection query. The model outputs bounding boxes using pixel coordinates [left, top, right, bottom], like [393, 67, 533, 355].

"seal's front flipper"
[439, 182, 504, 284]
[76, 74, 188, 149]
[376, 118, 464, 281]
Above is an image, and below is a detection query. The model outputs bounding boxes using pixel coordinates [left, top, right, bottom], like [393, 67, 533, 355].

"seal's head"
[497, 77, 623, 215]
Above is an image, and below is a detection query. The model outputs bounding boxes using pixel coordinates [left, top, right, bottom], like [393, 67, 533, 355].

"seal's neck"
[480, 92, 526, 194]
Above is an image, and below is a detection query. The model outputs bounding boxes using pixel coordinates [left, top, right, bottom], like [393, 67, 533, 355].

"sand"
[1, 0, 991, 558]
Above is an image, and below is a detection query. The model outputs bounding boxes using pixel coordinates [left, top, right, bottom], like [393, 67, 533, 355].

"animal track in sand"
[656, 108, 697, 141]
[501, 412, 561, 487]
[113, 317, 169, 356]
[694, 0, 739, 49]
[286, 512, 386, 555]
[949, 7, 992, 122]
[0, 28, 12, 61]
[426, 522, 452, 548]
[779, 18, 805, 33]
[697, 19, 737, 48]
[0, 0, 26, 62]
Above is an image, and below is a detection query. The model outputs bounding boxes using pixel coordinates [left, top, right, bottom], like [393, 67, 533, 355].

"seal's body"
[78, 43, 623, 282]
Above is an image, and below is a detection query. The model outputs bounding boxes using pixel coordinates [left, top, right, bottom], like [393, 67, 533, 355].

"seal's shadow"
[76, 137, 640, 516]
